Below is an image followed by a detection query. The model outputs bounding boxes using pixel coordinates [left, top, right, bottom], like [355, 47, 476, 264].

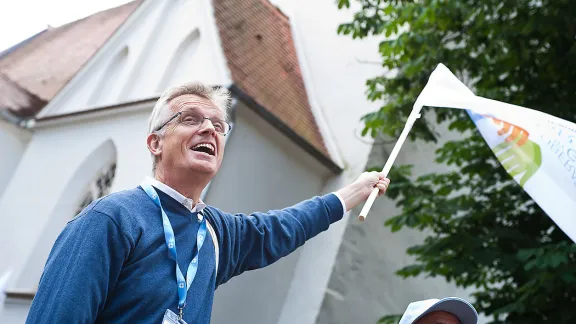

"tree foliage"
[336, 0, 576, 323]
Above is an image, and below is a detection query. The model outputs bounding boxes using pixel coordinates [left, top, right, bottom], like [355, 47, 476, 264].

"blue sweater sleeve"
[26, 210, 131, 324]
[211, 193, 344, 286]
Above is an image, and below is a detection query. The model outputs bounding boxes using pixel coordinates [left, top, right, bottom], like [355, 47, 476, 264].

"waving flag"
[412, 64, 576, 242]
[359, 64, 575, 243]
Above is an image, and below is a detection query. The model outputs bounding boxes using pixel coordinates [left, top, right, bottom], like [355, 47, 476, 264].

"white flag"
[415, 64, 576, 242]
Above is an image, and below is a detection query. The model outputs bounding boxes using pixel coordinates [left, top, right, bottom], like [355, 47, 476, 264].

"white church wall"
[316, 115, 487, 324]
[0, 105, 154, 296]
[119, 0, 221, 99]
[0, 299, 30, 323]
[206, 103, 331, 324]
[156, 29, 201, 93]
[0, 120, 31, 198]
[38, 0, 232, 119]
[88, 46, 131, 106]
[13, 139, 118, 290]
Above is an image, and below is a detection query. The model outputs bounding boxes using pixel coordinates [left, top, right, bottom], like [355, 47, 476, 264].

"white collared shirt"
[145, 176, 207, 214]
[143, 177, 219, 270]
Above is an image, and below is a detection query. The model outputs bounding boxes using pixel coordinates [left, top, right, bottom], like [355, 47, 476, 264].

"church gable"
[37, 0, 230, 118]
[0, 1, 141, 118]
[0, 0, 340, 172]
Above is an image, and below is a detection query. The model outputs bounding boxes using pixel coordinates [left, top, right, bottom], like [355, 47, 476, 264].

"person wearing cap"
[399, 297, 479, 324]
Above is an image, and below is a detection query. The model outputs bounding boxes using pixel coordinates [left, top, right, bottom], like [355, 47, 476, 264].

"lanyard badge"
[141, 182, 207, 322]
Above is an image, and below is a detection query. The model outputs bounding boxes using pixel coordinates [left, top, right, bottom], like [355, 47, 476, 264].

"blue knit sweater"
[26, 186, 344, 323]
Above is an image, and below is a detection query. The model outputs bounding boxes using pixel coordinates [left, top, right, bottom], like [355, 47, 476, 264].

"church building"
[0, 0, 474, 323]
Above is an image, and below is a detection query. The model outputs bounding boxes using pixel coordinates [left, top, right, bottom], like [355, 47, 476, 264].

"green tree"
[335, 0, 576, 323]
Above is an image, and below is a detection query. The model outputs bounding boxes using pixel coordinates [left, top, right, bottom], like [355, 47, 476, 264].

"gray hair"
[148, 82, 231, 173]
[148, 82, 231, 134]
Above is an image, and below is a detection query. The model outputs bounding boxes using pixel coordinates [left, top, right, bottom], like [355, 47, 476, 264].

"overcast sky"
[0, 0, 133, 52]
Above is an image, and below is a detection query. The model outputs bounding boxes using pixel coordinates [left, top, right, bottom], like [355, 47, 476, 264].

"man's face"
[415, 311, 461, 324]
[155, 94, 227, 177]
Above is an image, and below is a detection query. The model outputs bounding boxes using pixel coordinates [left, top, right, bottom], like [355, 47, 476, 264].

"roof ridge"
[0, 0, 142, 117]
[0, 29, 48, 60]
[54, 0, 142, 30]
[0, 1, 141, 64]
[0, 1, 142, 65]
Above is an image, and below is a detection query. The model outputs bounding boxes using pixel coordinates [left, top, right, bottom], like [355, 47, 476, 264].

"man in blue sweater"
[26, 83, 390, 324]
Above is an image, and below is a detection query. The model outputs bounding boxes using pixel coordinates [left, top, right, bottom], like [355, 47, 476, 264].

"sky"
[0, 0, 133, 53]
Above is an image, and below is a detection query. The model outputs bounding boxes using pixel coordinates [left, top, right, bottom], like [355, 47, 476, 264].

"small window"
[157, 29, 201, 92]
[88, 46, 129, 106]
[75, 162, 116, 215]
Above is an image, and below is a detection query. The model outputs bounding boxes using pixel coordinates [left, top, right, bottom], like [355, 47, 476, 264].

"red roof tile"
[0, 0, 142, 117]
[213, 0, 334, 166]
[0, 73, 47, 118]
[0, 0, 338, 170]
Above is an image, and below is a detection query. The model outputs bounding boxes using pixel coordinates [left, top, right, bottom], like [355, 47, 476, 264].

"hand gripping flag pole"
[358, 63, 478, 221]
[358, 105, 423, 221]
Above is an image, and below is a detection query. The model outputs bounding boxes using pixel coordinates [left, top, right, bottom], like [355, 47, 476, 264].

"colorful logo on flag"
[413, 63, 576, 243]
[468, 111, 542, 187]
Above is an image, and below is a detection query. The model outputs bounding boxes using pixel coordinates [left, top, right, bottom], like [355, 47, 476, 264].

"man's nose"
[198, 118, 216, 134]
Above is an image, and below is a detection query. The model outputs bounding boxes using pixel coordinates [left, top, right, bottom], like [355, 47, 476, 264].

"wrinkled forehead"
[168, 94, 225, 119]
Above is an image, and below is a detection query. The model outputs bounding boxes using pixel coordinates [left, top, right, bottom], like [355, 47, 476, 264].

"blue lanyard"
[141, 182, 207, 316]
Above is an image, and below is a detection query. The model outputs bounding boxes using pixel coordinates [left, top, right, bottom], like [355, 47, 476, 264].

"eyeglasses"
[155, 109, 232, 136]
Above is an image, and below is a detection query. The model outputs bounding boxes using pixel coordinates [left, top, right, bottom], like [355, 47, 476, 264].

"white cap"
[399, 297, 478, 324]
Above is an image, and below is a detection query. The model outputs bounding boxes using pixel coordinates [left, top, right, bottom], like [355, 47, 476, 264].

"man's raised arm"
[211, 171, 390, 285]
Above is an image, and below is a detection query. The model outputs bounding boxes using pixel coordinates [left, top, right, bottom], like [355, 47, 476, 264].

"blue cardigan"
[26, 186, 344, 323]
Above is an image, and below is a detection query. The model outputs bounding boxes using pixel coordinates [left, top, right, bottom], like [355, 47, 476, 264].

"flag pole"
[358, 105, 423, 221]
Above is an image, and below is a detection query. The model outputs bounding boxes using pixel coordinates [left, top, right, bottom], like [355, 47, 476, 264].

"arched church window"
[157, 29, 201, 92]
[88, 46, 129, 106]
[75, 162, 117, 215]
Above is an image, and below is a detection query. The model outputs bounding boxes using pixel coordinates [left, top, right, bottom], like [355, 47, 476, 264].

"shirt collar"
[144, 176, 207, 214]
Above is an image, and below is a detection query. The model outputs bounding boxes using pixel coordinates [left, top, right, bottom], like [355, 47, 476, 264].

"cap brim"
[412, 297, 478, 324]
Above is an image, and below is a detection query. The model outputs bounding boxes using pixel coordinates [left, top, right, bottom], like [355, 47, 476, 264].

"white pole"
[358, 105, 423, 221]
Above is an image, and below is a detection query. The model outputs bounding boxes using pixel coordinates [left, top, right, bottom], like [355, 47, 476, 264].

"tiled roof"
[0, 73, 47, 118]
[0, 0, 142, 117]
[0, 0, 338, 170]
[213, 0, 334, 166]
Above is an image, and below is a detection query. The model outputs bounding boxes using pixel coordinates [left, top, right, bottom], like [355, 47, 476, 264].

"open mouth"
[191, 143, 215, 156]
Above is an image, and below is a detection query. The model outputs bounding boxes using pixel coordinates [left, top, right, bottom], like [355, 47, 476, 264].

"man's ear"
[147, 132, 162, 158]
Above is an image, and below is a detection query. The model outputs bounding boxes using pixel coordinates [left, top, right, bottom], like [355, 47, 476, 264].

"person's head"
[147, 82, 232, 181]
[399, 297, 478, 324]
